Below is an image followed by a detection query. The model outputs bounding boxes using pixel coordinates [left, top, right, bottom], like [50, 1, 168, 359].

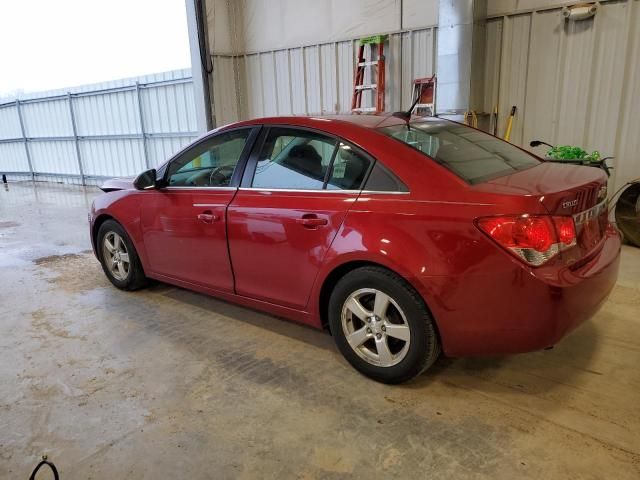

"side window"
[252, 128, 337, 190]
[167, 129, 251, 187]
[363, 162, 409, 192]
[326, 143, 371, 190]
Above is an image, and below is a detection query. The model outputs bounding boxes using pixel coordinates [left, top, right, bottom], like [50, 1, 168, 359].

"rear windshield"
[379, 121, 540, 184]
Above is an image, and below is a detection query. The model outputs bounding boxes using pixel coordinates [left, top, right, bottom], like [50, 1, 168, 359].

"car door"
[227, 126, 373, 310]
[140, 127, 258, 291]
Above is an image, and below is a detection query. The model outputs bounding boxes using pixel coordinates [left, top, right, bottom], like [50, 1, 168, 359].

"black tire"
[97, 219, 147, 291]
[328, 266, 440, 384]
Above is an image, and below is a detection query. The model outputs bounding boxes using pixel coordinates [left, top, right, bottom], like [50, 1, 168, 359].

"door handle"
[296, 214, 328, 229]
[197, 211, 219, 224]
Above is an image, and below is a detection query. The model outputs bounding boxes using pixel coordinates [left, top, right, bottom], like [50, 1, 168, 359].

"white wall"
[205, 0, 440, 126]
[484, 0, 640, 192]
[487, 0, 598, 17]
[202, 0, 640, 192]
[206, 0, 439, 54]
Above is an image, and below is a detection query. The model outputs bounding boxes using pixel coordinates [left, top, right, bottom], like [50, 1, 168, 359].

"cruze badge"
[562, 199, 578, 209]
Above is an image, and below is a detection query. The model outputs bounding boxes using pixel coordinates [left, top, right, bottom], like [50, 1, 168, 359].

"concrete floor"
[1, 181, 639, 479]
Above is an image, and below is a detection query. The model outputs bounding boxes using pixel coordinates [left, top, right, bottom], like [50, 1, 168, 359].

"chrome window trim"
[238, 187, 358, 194]
[163, 186, 237, 191]
[237, 187, 410, 195]
[360, 190, 411, 195]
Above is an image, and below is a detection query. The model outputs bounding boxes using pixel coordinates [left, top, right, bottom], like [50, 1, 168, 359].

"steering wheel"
[209, 165, 235, 186]
[184, 169, 211, 186]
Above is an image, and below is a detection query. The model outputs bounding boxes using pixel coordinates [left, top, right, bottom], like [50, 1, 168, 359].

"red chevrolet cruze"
[90, 114, 620, 383]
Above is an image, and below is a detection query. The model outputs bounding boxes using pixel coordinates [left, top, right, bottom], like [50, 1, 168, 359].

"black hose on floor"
[29, 455, 59, 480]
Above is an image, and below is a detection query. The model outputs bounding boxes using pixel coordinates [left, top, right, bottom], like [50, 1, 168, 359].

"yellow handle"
[504, 106, 516, 141]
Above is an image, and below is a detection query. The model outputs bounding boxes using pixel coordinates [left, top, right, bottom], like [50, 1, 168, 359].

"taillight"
[477, 215, 577, 266]
[553, 216, 576, 246]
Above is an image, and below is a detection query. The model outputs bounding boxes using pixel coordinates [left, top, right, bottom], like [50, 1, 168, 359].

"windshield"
[379, 121, 540, 184]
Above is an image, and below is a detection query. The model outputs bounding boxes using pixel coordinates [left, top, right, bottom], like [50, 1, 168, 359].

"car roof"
[223, 113, 446, 132]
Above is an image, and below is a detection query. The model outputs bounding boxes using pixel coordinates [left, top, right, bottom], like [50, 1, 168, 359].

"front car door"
[227, 126, 373, 309]
[140, 127, 258, 292]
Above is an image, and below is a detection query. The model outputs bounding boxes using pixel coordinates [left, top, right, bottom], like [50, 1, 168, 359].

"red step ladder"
[351, 35, 387, 114]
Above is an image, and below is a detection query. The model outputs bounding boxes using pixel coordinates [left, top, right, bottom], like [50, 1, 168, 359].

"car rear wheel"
[97, 220, 147, 290]
[328, 266, 440, 384]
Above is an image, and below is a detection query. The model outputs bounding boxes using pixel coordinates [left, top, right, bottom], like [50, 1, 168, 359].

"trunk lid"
[474, 162, 609, 265]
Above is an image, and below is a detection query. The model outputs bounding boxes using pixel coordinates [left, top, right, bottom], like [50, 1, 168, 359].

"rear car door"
[140, 127, 258, 291]
[227, 126, 373, 310]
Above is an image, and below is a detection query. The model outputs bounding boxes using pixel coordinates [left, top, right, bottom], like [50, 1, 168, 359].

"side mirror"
[133, 169, 157, 190]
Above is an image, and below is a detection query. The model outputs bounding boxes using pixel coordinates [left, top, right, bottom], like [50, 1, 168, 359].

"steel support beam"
[67, 92, 86, 184]
[14, 100, 35, 181]
[135, 82, 151, 169]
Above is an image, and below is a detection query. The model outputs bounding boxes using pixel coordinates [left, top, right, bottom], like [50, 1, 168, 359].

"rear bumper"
[420, 226, 621, 357]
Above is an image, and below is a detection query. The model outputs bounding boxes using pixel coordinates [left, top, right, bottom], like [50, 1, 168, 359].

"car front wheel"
[328, 266, 440, 384]
[97, 219, 147, 291]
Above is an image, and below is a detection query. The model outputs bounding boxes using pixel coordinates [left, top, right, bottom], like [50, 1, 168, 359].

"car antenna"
[391, 94, 420, 123]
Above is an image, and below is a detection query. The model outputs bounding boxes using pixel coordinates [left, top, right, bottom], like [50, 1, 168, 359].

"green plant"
[546, 145, 601, 162]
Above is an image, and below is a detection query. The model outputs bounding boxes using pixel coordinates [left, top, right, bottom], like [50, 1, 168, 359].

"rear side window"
[364, 162, 408, 192]
[326, 143, 371, 190]
[252, 128, 336, 190]
[379, 121, 540, 184]
[251, 128, 372, 191]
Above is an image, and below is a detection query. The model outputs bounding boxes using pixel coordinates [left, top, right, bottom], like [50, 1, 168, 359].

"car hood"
[100, 177, 135, 192]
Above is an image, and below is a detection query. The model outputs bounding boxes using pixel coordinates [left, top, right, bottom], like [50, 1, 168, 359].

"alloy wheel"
[341, 288, 411, 367]
[102, 231, 130, 281]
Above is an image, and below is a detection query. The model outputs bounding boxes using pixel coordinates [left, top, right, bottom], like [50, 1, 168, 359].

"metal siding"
[0, 105, 22, 139]
[260, 53, 278, 116]
[337, 41, 355, 112]
[520, 10, 561, 148]
[147, 136, 197, 167]
[492, 0, 640, 192]
[386, 33, 402, 111]
[74, 90, 139, 136]
[582, 1, 633, 172]
[320, 43, 337, 113]
[289, 48, 308, 114]
[555, 15, 597, 145]
[29, 140, 79, 175]
[244, 54, 264, 118]
[80, 139, 145, 177]
[0, 142, 29, 172]
[142, 81, 196, 133]
[482, 19, 502, 116]
[613, 0, 640, 191]
[496, 14, 531, 145]
[410, 29, 436, 81]
[305, 46, 322, 115]
[21, 99, 74, 137]
[0, 70, 196, 184]
[212, 56, 241, 125]
[274, 50, 293, 115]
[211, 27, 435, 123]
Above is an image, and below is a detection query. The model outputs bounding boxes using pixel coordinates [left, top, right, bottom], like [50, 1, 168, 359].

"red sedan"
[90, 114, 620, 383]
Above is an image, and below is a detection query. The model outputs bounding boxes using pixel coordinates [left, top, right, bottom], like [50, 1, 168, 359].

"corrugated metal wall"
[210, 0, 638, 193]
[210, 27, 437, 126]
[0, 69, 198, 185]
[484, 0, 640, 192]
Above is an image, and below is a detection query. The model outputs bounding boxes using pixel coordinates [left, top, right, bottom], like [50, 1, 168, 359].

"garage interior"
[2, 0, 640, 478]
